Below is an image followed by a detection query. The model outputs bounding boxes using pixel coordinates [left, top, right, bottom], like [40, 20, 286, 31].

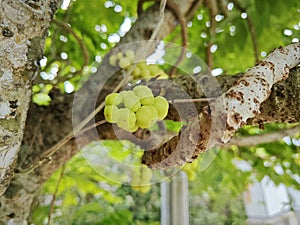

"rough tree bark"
[0, 0, 60, 224]
[0, 0, 60, 195]
[0, 0, 299, 224]
[142, 43, 300, 169]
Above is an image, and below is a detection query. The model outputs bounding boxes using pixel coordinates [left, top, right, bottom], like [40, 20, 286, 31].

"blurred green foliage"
[33, 153, 161, 224]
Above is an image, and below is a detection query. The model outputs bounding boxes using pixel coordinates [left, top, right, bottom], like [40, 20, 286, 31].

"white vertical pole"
[161, 176, 171, 225]
[161, 171, 189, 225]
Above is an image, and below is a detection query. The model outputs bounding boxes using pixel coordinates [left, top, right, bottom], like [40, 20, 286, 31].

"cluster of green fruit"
[109, 50, 135, 69]
[130, 62, 168, 79]
[104, 85, 169, 132]
[130, 166, 153, 193]
[109, 50, 168, 79]
[181, 160, 199, 181]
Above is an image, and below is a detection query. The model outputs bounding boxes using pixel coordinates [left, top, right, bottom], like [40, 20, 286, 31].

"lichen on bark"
[0, 0, 59, 196]
[142, 43, 300, 169]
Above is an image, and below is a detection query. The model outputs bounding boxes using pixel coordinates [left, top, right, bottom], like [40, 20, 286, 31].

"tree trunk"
[0, 0, 60, 224]
[0, 0, 60, 194]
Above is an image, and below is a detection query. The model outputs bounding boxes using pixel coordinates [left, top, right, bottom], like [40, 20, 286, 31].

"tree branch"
[223, 124, 300, 148]
[20, 66, 300, 181]
[142, 43, 300, 169]
[204, 0, 218, 68]
[52, 19, 90, 75]
[47, 165, 65, 225]
[0, 0, 60, 196]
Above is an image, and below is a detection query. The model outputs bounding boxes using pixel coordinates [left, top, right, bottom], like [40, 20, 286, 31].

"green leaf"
[254, 0, 269, 15]
[250, 0, 271, 36]
[32, 93, 52, 106]
[32, 206, 49, 224]
[164, 120, 184, 133]
[234, 20, 248, 50]
[97, 210, 134, 225]
[62, 190, 78, 206]
[70, 203, 103, 225]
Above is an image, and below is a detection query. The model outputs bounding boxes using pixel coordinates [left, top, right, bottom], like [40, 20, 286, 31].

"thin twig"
[221, 124, 300, 148]
[53, 20, 90, 74]
[169, 97, 215, 103]
[139, 0, 193, 76]
[17, 120, 107, 174]
[143, 0, 167, 54]
[186, 0, 204, 21]
[230, 0, 259, 63]
[47, 165, 66, 225]
[167, 1, 188, 76]
[205, 0, 218, 69]
[19, 78, 126, 173]
[163, 0, 203, 50]
[216, 0, 229, 17]
[76, 120, 107, 136]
